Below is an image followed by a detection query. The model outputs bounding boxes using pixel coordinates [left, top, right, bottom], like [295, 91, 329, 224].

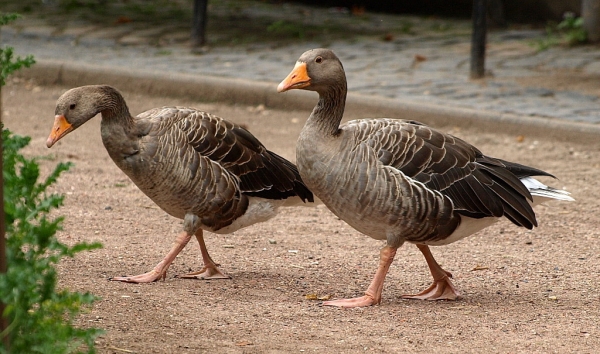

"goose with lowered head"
[277, 48, 574, 308]
[47, 85, 313, 283]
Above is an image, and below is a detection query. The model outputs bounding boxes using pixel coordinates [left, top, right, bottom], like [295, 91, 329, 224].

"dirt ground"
[3, 79, 599, 353]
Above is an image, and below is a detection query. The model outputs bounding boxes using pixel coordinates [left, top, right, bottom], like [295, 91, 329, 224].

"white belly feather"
[212, 197, 285, 234]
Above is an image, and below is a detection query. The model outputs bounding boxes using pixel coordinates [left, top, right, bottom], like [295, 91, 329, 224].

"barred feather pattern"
[293, 49, 566, 248]
[57, 85, 312, 233]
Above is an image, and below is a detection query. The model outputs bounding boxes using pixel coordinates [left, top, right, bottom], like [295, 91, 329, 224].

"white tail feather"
[519, 176, 575, 203]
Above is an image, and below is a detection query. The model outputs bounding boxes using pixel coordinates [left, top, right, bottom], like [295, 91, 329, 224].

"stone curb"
[20, 60, 600, 145]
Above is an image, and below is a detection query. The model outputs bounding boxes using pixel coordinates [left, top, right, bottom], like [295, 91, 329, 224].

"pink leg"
[324, 246, 397, 308]
[177, 229, 230, 280]
[402, 244, 460, 301]
[110, 231, 192, 283]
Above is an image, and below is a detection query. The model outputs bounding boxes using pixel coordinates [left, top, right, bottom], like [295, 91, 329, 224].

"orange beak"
[277, 62, 311, 92]
[46, 115, 73, 148]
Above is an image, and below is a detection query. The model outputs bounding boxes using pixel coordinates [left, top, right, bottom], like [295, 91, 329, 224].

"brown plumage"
[278, 48, 573, 307]
[47, 85, 313, 283]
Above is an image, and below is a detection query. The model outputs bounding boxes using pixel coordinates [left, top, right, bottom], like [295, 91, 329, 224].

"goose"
[277, 48, 574, 308]
[47, 85, 313, 283]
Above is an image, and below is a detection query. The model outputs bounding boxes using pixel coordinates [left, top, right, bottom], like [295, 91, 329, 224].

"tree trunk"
[582, 0, 600, 43]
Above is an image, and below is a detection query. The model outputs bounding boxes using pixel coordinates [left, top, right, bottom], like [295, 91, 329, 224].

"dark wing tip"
[498, 159, 556, 179]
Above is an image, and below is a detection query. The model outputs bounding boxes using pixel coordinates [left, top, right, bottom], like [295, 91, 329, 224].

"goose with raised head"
[47, 85, 313, 283]
[278, 48, 574, 308]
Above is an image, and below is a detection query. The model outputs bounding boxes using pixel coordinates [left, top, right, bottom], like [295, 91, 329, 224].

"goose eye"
[69, 104, 76, 110]
[315, 56, 323, 64]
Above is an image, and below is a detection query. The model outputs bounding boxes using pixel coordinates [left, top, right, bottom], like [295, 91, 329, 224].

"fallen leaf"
[115, 16, 133, 24]
[304, 293, 332, 301]
[107, 347, 135, 353]
[472, 265, 489, 271]
[304, 294, 318, 300]
[236, 340, 253, 347]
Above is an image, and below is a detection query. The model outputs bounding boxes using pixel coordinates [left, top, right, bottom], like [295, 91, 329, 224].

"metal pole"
[470, 0, 487, 79]
[192, 0, 208, 48]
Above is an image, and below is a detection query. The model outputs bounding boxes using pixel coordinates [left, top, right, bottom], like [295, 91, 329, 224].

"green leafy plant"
[0, 129, 103, 353]
[1, 12, 103, 353]
[533, 12, 587, 51]
[0, 13, 35, 87]
[557, 12, 587, 45]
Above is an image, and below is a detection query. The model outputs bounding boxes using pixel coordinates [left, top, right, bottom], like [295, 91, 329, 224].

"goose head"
[277, 48, 346, 95]
[47, 85, 124, 148]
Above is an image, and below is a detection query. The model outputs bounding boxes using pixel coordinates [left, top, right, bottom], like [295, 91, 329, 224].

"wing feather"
[149, 107, 313, 203]
[345, 118, 546, 229]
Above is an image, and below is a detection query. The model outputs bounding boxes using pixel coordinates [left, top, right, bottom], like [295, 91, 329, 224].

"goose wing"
[141, 107, 312, 203]
[345, 118, 540, 229]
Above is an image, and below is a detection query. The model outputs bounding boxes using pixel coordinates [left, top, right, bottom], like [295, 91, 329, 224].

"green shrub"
[1, 11, 103, 353]
[0, 13, 35, 86]
[533, 12, 588, 51]
[0, 129, 103, 353]
[557, 12, 587, 45]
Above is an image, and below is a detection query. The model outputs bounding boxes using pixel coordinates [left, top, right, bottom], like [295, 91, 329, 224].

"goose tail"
[520, 176, 575, 202]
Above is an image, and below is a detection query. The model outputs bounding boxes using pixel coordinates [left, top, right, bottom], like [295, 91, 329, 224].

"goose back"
[102, 106, 312, 231]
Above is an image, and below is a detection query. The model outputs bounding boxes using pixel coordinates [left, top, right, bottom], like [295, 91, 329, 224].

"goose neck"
[307, 87, 346, 137]
[98, 87, 133, 126]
